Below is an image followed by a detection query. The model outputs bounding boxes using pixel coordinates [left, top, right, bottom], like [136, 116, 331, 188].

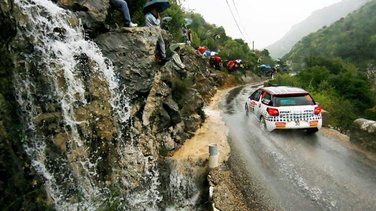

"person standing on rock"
[110, 0, 137, 27]
[143, 0, 170, 65]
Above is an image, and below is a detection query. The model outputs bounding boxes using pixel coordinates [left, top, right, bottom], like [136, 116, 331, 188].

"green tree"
[163, 0, 185, 40]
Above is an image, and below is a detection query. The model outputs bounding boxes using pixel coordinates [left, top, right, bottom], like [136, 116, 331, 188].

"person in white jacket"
[169, 43, 186, 78]
[145, 6, 167, 64]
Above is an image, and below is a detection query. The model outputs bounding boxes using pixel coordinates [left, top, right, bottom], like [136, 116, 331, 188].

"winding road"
[219, 84, 376, 210]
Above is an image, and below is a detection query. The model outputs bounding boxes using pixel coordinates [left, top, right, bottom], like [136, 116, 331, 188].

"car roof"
[261, 86, 309, 95]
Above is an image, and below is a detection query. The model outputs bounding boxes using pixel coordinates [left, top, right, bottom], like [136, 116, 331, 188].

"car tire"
[260, 116, 267, 132]
[306, 128, 319, 134]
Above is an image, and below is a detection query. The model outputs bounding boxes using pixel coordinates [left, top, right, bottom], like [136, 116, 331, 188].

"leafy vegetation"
[284, 0, 376, 71]
[171, 77, 192, 103]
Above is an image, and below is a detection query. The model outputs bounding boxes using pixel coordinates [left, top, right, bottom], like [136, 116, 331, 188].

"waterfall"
[13, 0, 161, 210]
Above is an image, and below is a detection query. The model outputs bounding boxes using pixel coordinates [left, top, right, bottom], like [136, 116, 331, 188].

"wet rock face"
[96, 27, 224, 209]
[95, 27, 159, 98]
[0, 1, 52, 210]
[56, 0, 109, 30]
[350, 118, 376, 152]
[1, 0, 225, 209]
[0, 0, 16, 98]
[0, 0, 16, 43]
[95, 27, 216, 152]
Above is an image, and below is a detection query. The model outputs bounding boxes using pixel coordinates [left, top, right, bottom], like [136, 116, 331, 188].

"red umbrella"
[213, 55, 221, 62]
[197, 47, 206, 54]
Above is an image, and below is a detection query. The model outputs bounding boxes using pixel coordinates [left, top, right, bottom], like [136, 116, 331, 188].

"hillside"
[267, 0, 370, 58]
[284, 0, 376, 71]
[269, 0, 376, 130]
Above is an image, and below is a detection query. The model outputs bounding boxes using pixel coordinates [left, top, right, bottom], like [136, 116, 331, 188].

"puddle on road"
[172, 88, 231, 166]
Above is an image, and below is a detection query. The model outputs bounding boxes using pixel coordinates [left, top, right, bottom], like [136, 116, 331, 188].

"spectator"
[144, 0, 170, 64]
[182, 25, 192, 45]
[169, 43, 186, 78]
[209, 55, 221, 70]
[110, 0, 137, 27]
[226, 60, 236, 73]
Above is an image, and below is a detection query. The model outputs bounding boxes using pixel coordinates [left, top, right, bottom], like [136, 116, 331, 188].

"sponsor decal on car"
[309, 120, 319, 127]
[275, 122, 286, 128]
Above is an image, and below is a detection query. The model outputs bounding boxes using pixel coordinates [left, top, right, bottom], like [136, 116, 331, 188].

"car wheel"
[306, 128, 318, 134]
[260, 116, 267, 131]
[245, 103, 249, 116]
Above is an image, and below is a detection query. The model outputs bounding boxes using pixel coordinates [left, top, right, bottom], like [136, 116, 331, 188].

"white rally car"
[245, 86, 322, 133]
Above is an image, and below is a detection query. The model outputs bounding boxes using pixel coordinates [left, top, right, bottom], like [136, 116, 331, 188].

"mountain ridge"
[283, 0, 376, 71]
[267, 0, 370, 58]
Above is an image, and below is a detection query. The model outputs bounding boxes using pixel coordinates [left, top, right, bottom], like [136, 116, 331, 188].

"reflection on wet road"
[220, 84, 376, 210]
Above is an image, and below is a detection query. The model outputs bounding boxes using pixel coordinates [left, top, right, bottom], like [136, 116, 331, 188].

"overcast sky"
[181, 0, 342, 49]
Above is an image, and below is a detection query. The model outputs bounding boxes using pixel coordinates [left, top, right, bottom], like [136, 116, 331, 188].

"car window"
[261, 93, 273, 106]
[274, 94, 315, 106]
[250, 90, 262, 101]
[254, 90, 263, 101]
[249, 91, 256, 100]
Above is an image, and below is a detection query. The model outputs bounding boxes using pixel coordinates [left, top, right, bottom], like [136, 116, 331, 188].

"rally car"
[245, 86, 322, 133]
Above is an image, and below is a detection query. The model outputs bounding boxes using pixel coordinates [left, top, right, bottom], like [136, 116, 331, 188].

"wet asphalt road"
[220, 84, 376, 211]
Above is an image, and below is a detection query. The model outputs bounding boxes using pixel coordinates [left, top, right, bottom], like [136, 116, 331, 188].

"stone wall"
[350, 118, 376, 152]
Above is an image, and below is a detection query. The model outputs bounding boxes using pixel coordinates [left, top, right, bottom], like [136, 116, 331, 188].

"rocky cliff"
[1, 0, 53, 209]
[0, 0, 244, 210]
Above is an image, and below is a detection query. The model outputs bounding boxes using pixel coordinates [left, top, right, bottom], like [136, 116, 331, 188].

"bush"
[171, 77, 192, 102]
[269, 73, 300, 87]
[364, 106, 376, 121]
[311, 91, 356, 131]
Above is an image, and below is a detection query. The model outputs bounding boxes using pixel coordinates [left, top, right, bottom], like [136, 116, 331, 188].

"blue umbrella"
[203, 50, 212, 57]
[143, 0, 170, 13]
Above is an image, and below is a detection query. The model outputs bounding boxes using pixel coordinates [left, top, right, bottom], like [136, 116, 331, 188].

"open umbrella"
[162, 16, 172, 23]
[143, 0, 170, 13]
[203, 50, 212, 57]
[162, 16, 172, 27]
[197, 47, 206, 54]
[210, 51, 218, 56]
[169, 43, 185, 52]
[259, 64, 271, 69]
[184, 18, 192, 27]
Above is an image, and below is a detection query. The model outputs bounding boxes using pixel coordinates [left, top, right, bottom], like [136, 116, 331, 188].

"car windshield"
[274, 94, 315, 106]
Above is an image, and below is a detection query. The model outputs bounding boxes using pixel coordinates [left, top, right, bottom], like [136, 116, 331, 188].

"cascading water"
[12, 0, 161, 209]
